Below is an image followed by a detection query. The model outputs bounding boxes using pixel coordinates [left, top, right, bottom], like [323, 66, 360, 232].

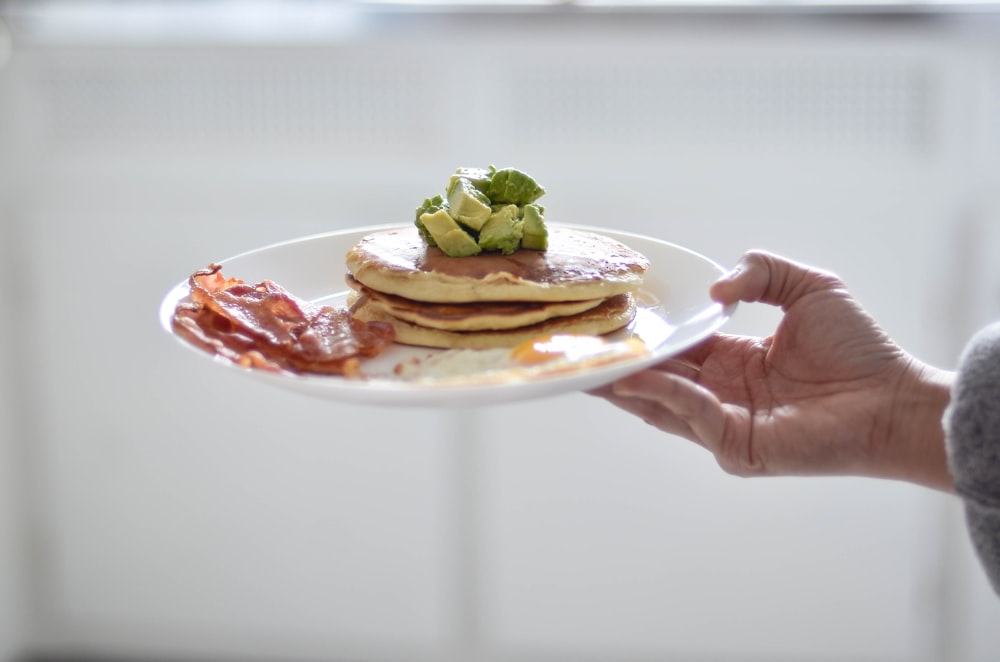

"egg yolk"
[510, 334, 620, 366]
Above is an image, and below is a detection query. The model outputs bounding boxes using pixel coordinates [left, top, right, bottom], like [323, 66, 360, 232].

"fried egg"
[393, 333, 648, 384]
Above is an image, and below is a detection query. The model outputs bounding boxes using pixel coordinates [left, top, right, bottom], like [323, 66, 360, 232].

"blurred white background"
[1, 1, 999, 661]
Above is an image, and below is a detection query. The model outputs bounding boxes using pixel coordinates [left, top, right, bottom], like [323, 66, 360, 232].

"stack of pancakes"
[345, 225, 650, 349]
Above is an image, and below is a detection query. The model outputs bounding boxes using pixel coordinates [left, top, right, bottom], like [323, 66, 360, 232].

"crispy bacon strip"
[172, 264, 395, 376]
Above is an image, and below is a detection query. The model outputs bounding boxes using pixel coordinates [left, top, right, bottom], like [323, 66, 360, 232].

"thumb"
[710, 250, 842, 312]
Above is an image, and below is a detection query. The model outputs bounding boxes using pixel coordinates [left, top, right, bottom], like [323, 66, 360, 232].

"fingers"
[654, 333, 759, 377]
[710, 250, 841, 312]
[603, 369, 727, 452]
[649, 356, 701, 381]
[662, 334, 736, 372]
[592, 387, 704, 444]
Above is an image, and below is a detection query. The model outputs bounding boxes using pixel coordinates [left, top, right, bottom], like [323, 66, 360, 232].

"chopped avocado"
[447, 177, 492, 231]
[520, 203, 548, 250]
[413, 166, 549, 256]
[478, 204, 524, 255]
[416, 194, 447, 218]
[420, 209, 482, 257]
[448, 166, 495, 195]
[487, 168, 545, 205]
[414, 194, 448, 247]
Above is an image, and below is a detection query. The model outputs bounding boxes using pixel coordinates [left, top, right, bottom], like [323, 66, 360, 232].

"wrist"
[879, 361, 954, 491]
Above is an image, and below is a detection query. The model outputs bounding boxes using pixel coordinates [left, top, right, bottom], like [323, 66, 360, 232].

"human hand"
[592, 250, 953, 491]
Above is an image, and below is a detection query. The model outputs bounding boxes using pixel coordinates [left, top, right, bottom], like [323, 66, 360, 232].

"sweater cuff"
[944, 320, 1000, 595]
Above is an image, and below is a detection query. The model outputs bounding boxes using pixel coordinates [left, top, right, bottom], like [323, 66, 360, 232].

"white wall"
[0, 236, 26, 661]
[2, 7, 999, 662]
[0, 52, 27, 662]
[0, 330, 26, 662]
[0, 410, 24, 661]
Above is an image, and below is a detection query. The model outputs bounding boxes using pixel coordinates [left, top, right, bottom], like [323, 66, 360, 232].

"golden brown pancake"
[346, 276, 604, 332]
[345, 226, 650, 304]
[350, 292, 637, 350]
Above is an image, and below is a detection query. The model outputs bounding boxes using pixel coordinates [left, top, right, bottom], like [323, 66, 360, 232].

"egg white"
[393, 335, 648, 385]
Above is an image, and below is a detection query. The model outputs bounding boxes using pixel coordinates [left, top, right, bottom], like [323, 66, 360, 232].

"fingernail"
[718, 265, 742, 282]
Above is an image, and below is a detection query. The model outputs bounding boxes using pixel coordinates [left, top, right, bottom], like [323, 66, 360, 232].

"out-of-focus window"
[360, 0, 1000, 9]
[4, 0, 1000, 16]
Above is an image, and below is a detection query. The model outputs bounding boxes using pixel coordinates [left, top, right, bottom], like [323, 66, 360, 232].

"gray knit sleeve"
[945, 321, 1000, 595]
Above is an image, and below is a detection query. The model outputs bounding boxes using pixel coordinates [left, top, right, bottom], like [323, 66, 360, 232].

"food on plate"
[345, 165, 650, 350]
[346, 225, 649, 349]
[347, 224, 649, 304]
[172, 264, 395, 376]
[354, 289, 637, 350]
[346, 275, 605, 331]
[394, 333, 649, 383]
[414, 165, 548, 257]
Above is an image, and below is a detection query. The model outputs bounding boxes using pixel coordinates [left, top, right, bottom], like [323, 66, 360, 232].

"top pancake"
[345, 226, 650, 303]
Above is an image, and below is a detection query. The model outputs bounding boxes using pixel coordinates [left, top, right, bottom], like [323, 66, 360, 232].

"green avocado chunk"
[486, 168, 545, 205]
[447, 177, 492, 231]
[478, 204, 524, 255]
[414, 194, 448, 247]
[520, 203, 548, 250]
[448, 167, 494, 195]
[420, 209, 482, 257]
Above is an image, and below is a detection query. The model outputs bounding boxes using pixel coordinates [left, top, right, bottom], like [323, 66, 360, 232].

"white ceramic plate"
[159, 224, 735, 407]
